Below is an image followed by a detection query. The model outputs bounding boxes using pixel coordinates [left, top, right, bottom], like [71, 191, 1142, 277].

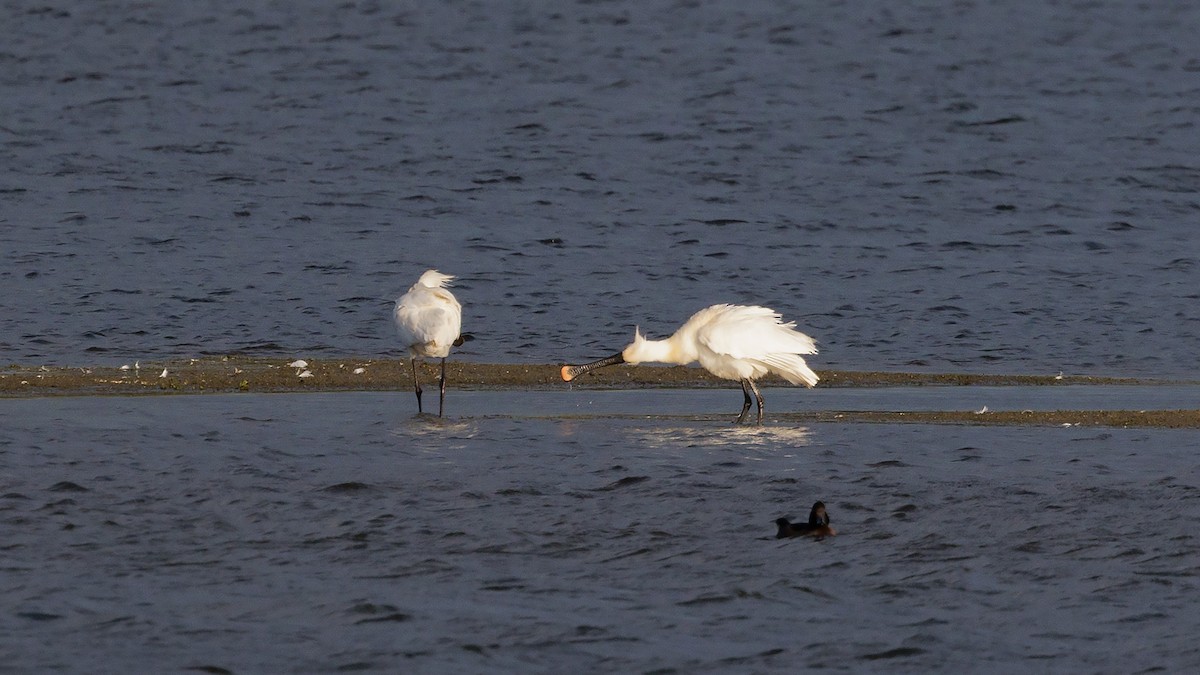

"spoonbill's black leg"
[438, 357, 448, 417]
[737, 379, 754, 424]
[411, 358, 423, 413]
[748, 379, 765, 424]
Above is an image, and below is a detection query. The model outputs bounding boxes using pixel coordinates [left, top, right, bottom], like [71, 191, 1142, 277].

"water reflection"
[632, 423, 813, 455]
[389, 413, 479, 454]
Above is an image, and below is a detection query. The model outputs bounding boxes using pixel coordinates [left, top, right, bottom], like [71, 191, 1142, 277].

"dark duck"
[775, 501, 837, 538]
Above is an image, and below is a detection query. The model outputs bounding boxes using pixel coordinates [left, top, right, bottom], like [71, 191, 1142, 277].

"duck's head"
[809, 501, 829, 525]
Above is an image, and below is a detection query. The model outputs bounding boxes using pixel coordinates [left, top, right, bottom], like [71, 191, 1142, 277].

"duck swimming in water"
[775, 501, 836, 539]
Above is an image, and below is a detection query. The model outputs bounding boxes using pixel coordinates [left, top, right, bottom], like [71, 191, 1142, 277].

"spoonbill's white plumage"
[394, 269, 463, 416]
[561, 304, 819, 424]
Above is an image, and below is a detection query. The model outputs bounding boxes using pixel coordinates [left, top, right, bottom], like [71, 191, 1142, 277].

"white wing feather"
[695, 305, 819, 386]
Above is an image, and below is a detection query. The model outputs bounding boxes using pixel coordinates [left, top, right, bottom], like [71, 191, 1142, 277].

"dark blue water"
[3, 1, 1199, 377]
[5, 6, 1200, 669]
[2, 391, 1198, 672]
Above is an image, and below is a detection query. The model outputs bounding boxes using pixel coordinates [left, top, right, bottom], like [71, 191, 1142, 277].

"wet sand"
[3, 357, 1198, 428]
[0, 356, 1161, 396]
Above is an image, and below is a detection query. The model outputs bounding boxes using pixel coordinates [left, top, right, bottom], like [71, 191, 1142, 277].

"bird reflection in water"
[632, 424, 812, 452]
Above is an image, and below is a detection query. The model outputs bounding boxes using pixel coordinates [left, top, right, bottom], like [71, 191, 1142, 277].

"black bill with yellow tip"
[560, 352, 625, 382]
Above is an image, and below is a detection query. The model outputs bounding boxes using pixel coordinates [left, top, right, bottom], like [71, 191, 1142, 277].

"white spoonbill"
[394, 269, 463, 416]
[560, 304, 819, 424]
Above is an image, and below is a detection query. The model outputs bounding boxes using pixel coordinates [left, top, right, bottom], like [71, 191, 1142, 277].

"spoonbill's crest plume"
[561, 303, 819, 424]
[416, 269, 455, 289]
[394, 269, 463, 417]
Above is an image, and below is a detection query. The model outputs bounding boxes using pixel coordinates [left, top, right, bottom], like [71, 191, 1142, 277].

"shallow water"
[3, 1, 1200, 377]
[2, 392, 1198, 672]
[462, 384, 1200, 418]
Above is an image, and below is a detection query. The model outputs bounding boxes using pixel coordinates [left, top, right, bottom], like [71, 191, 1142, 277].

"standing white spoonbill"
[560, 304, 819, 424]
[394, 269, 463, 416]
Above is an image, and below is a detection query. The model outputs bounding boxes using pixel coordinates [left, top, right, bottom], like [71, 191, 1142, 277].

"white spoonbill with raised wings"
[561, 304, 819, 424]
[394, 269, 464, 416]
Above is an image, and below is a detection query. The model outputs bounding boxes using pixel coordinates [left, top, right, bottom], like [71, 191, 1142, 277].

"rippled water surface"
[4, 3, 1200, 670]
[2, 392, 1198, 672]
[3, 1, 1200, 376]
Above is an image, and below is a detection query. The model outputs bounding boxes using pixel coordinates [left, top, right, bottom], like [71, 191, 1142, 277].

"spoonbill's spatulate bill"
[561, 304, 819, 424]
[394, 269, 463, 416]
